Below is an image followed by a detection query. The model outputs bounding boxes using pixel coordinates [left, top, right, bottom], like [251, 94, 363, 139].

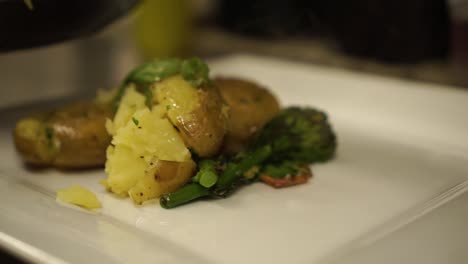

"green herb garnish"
[181, 58, 210, 87]
[125, 58, 182, 85]
[112, 58, 210, 112]
[132, 117, 139, 126]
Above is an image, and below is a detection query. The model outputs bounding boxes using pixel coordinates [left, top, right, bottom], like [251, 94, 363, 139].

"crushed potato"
[57, 185, 102, 209]
[104, 81, 196, 204]
[103, 73, 229, 204]
[105, 85, 146, 136]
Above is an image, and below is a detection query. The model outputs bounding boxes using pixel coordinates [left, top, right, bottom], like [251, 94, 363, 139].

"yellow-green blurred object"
[134, 0, 191, 58]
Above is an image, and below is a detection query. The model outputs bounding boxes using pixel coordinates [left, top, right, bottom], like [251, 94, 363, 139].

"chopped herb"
[166, 105, 171, 111]
[132, 117, 139, 126]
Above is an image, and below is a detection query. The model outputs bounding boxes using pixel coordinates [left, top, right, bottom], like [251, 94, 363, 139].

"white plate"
[0, 55, 467, 264]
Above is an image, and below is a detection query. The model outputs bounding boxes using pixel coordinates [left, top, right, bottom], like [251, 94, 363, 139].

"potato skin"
[175, 84, 229, 157]
[214, 77, 281, 154]
[154, 76, 229, 157]
[14, 112, 54, 166]
[14, 101, 112, 169]
[128, 160, 196, 204]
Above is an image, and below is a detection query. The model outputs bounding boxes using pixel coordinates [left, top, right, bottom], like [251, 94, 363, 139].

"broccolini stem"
[194, 160, 219, 188]
[215, 145, 272, 190]
[160, 183, 210, 209]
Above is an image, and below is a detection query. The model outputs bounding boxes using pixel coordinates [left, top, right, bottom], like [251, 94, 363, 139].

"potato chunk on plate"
[56, 185, 101, 209]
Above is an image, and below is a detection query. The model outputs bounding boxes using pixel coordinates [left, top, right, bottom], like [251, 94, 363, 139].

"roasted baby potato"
[104, 89, 193, 199]
[105, 75, 229, 204]
[14, 101, 112, 169]
[214, 77, 280, 154]
[154, 76, 228, 157]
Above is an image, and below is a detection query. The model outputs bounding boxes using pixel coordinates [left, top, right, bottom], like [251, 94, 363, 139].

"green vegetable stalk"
[160, 106, 337, 209]
[214, 145, 272, 195]
[160, 184, 210, 209]
[215, 107, 336, 191]
[192, 160, 218, 188]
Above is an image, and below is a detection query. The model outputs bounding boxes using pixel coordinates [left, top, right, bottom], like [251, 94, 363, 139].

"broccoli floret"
[254, 107, 336, 163]
[214, 107, 336, 191]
